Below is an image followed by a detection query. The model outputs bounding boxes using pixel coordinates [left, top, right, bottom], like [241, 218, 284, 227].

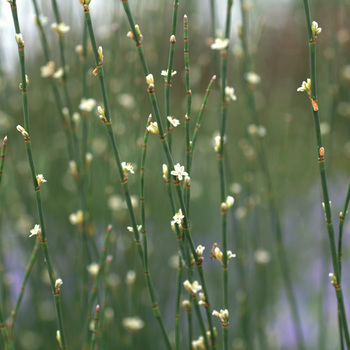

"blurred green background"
[0, 0, 350, 349]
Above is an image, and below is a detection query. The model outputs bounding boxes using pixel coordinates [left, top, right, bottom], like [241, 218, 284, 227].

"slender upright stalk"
[0, 136, 7, 188]
[301, 0, 350, 347]
[121, 2, 216, 346]
[81, 4, 172, 349]
[165, 0, 180, 152]
[90, 305, 100, 350]
[10, 1, 67, 348]
[6, 238, 40, 350]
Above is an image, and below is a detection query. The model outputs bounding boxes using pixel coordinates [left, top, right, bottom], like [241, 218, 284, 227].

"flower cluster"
[171, 209, 184, 226]
[183, 280, 202, 295]
[212, 309, 229, 326]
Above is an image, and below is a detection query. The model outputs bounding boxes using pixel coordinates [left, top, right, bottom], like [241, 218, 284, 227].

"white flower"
[297, 78, 311, 92]
[244, 72, 261, 85]
[122, 162, 135, 174]
[196, 245, 205, 256]
[56, 330, 62, 347]
[225, 86, 237, 102]
[226, 196, 234, 209]
[161, 69, 177, 78]
[125, 270, 136, 285]
[40, 61, 55, 78]
[33, 14, 48, 27]
[53, 67, 64, 79]
[69, 210, 83, 225]
[211, 38, 229, 50]
[311, 21, 322, 36]
[16, 125, 29, 138]
[170, 163, 188, 181]
[247, 124, 266, 138]
[183, 280, 202, 294]
[122, 317, 144, 331]
[55, 278, 63, 289]
[51, 22, 70, 35]
[87, 262, 99, 276]
[171, 209, 184, 226]
[254, 248, 271, 264]
[29, 224, 41, 237]
[146, 74, 154, 86]
[79, 98, 96, 112]
[127, 225, 142, 232]
[36, 174, 47, 187]
[167, 116, 180, 128]
[15, 33, 24, 46]
[212, 309, 229, 325]
[192, 336, 205, 349]
[147, 122, 159, 135]
[162, 164, 168, 181]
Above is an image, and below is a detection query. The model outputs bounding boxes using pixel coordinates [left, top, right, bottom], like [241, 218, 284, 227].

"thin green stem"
[82, 6, 172, 349]
[121, 2, 216, 346]
[10, 2, 67, 348]
[90, 305, 100, 350]
[0, 136, 7, 188]
[190, 75, 216, 171]
[301, 0, 350, 347]
[165, 0, 180, 152]
[184, 15, 192, 214]
[175, 255, 183, 350]
[6, 238, 40, 349]
[83, 225, 112, 349]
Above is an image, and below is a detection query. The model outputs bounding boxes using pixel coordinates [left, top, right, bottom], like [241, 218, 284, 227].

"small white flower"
[171, 209, 184, 226]
[87, 263, 99, 276]
[254, 248, 271, 264]
[183, 280, 202, 294]
[122, 317, 144, 331]
[15, 33, 25, 46]
[167, 116, 180, 128]
[40, 61, 55, 78]
[161, 69, 177, 78]
[56, 330, 62, 347]
[33, 14, 48, 27]
[122, 162, 135, 174]
[297, 78, 311, 93]
[162, 164, 168, 181]
[126, 270, 136, 286]
[146, 74, 154, 86]
[79, 98, 96, 112]
[127, 225, 142, 232]
[29, 224, 41, 237]
[53, 67, 64, 79]
[55, 278, 63, 290]
[226, 196, 234, 209]
[212, 309, 229, 325]
[147, 122, 159, 135]
[196, 245, 205, 256]
[225, 86, 237, 102]
[69, 210, 83, 225]
[170, 163, 188, 181]
[51, 22, 70, 35]
[311, 21, 322, 36]
[36, 174, 47, 187]
[244, 72, 261, 85]
[211, 38, 229, 50]
[192, 336, 205, 349]
[16, 125, 29, 138]
[227, 250, 236, 259]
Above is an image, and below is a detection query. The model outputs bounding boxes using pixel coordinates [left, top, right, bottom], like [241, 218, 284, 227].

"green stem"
[10, 2, 67, 348]
[301, 0, 350, 347]
[90, 305, 100, 350]
[83, 225, 112, 349]
[83, 6, 172, 349]
[0, 136, 7, 188]
[6, 238, 40, 349]
[165, 0, 179, 152]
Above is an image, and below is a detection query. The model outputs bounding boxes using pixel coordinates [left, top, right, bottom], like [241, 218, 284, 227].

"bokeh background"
[0, 0, 350, 349]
